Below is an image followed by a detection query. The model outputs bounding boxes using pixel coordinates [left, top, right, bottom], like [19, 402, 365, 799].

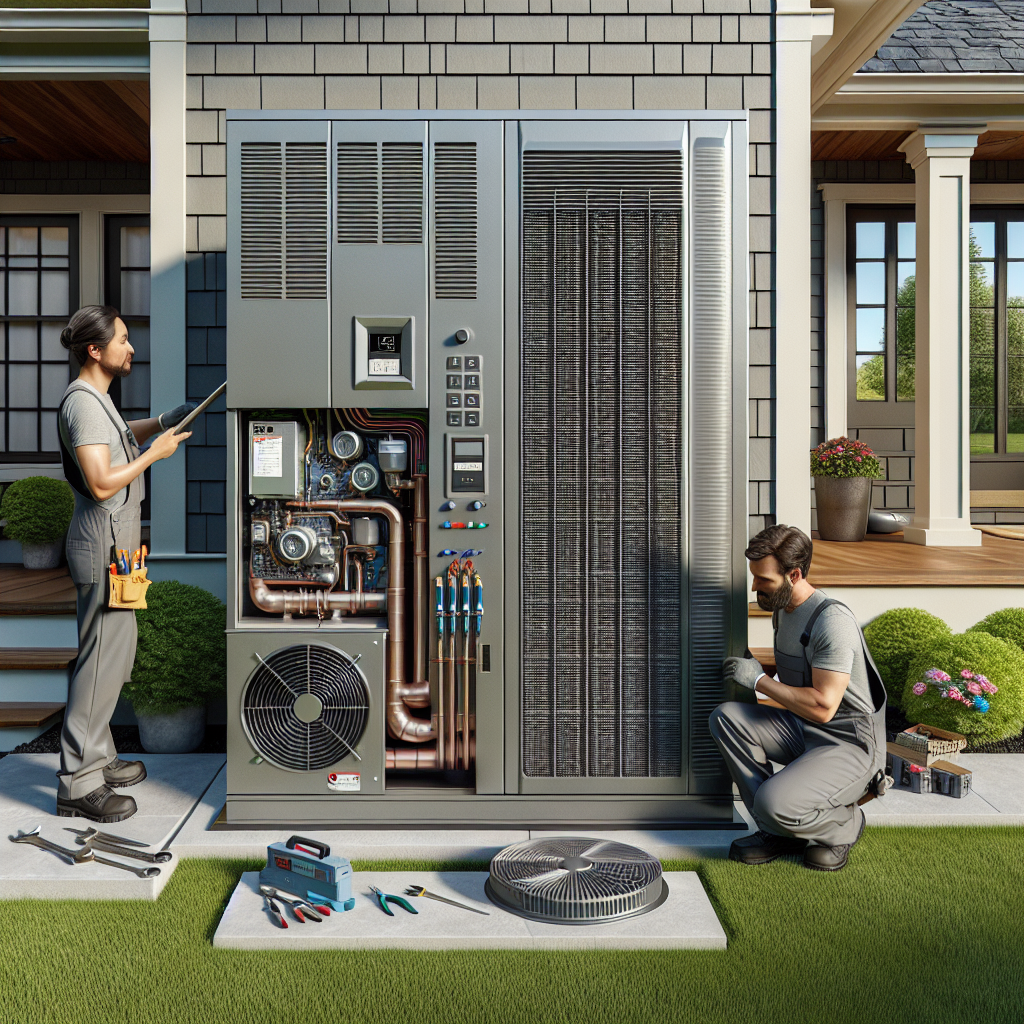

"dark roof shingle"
[859, 0, 1024, 72]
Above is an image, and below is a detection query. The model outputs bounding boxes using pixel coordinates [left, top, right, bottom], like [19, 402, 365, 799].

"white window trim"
[819, 182, 1020, 441]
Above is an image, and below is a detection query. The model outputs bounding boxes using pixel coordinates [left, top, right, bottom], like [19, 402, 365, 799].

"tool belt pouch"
[109, 568, 150, 609]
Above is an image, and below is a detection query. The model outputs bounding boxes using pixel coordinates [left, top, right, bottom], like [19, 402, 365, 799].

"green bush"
[0, 476, 75, 546]
[968, 607, 1024, 655]
[124, 581, 226, 715]
[863, 608, 953, 708]
[902, 632, 1024, 744]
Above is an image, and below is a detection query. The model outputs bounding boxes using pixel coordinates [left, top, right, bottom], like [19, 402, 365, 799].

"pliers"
[369, 885, 418, 916]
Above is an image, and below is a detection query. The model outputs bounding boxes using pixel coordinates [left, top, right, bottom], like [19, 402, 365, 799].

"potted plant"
[0, 476, 75, 569]
[810, 436, 883, 542]
[122, 580, 227, 753]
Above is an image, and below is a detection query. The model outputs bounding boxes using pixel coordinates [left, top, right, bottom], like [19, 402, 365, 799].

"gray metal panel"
[330, 120, 428, 408]
[226, 118, 330, 409]
[228, 111, 747, 123]
[226, 630, 387, 818]
[427, 119, 506, 795]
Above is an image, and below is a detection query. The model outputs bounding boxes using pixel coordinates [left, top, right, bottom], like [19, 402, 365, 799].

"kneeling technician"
[710, 524, 889, 872]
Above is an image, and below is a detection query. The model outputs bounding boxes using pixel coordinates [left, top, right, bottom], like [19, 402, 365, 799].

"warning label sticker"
[252, 435, 283, 478]
[327, 772, 360, 793]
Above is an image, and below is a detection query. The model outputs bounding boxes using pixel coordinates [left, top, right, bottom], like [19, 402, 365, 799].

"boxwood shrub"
[863, 608, 953, 709]
[124, 581, 226, 715]
[901, 632, 1024, 744]
[0, 476, 75, 546]
[968, 607, 1024, 655]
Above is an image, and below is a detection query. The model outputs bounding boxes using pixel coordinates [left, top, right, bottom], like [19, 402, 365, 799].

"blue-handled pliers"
[369, 885, 418, 916]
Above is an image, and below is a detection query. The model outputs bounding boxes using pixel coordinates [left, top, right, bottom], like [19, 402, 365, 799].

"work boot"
[803, 807, 865, 872]
[57, 785, 137, 823]
[103, 757, 147, 788]
[729, 829, 808, 865]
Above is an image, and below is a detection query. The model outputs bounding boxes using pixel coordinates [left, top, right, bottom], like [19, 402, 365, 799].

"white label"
[328, 772, 360, 792]
[369, 357, 401, 376]
[252, 435, 283, 478]
[454, 462, 483, 472]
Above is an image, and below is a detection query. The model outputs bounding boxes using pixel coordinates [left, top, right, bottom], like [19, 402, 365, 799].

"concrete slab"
[212, 870, 727, 950]
[0, 752, 224, 901]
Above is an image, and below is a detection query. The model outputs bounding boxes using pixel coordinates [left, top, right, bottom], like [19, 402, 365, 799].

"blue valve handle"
[472, 573, 484, 633]
[461, 570, 471, 634]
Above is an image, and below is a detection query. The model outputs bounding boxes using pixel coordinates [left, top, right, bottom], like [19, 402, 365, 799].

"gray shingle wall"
[809, 157, 1024, 529]
[186, 0, 775, 549]
[860, 0, 1024, 73]
[0, 161, 150, 195]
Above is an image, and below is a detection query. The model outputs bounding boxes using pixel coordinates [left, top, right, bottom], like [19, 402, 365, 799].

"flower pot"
[136, 705, 206, 754]
[21, 538, 64, 570]
[813, 475, 874, 542]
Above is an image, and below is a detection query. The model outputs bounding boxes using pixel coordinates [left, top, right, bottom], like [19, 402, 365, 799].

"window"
[0, 216, 79, 461]
[104, 215, 150, 423]
[846, 206, 915, 424]
[969, 208, 1023, 457]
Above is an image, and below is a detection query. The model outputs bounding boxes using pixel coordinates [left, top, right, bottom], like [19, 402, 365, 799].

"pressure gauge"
[276, 526, 316, 564]
[350, 461, 380, 493]
[331, 430, 364, 462]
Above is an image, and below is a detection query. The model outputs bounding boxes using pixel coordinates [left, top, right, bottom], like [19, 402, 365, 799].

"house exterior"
[0, 1, 1021, 790]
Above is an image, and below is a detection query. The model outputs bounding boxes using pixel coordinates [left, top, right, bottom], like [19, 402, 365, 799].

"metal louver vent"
[337, 142, 379, 244]
[241, 644, 370, 772]
[520, 150, 684, 780]
[240, 141, 327, 299]
[688, 138, 733, 778]
[337, 142, 424, 245]
[486, 837, 665, 923]
[382, 142, 424, 244]
[433, 142, 477, 298]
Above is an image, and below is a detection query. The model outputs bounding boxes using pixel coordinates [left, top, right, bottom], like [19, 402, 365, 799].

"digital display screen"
[453, 440, 484, 459]
[369, 333, 398, 353]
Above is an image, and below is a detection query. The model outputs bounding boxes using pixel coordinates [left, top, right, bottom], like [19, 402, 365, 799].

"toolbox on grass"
[259, 836, 356, 912]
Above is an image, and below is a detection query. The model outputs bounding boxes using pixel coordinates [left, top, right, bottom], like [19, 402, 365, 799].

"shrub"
[0, 476, 75, 546]
[124, 581, 227, 715]
[810, 436, 883, 479]
[967, 607, 1024, 655]
[863, 608, 953, 708]
[902, 632, 1024, 744]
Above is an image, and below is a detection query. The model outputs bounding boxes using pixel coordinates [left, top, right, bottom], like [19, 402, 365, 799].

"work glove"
[722, 656, 764, 690]
[157, 402, 198, 430]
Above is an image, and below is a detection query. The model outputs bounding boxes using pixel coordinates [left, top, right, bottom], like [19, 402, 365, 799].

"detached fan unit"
[241, 643, 370, 771]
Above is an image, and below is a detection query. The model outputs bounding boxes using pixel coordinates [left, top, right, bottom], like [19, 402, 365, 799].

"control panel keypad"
[447, 356, 481, 424]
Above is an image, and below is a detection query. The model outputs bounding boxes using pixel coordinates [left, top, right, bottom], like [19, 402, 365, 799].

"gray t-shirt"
[775, 588, 874, 714]
[59, 381, 129, 511]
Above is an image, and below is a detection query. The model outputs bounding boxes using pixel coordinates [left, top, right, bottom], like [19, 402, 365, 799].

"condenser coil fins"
[486, 837, 666, 923]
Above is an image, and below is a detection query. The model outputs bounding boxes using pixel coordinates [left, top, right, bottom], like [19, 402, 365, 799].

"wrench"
[10, 828, 160, 878]
[70, 836, 172, 864]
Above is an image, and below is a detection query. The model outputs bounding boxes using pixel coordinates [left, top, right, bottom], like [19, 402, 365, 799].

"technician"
[710, 524, 888, 872]
[56, 306, 194, 822]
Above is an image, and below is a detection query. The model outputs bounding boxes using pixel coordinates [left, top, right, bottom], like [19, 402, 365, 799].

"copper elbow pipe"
[287, 499, 434, 744]
[249, 577, 386, 616]
[401, 474, 431, 709]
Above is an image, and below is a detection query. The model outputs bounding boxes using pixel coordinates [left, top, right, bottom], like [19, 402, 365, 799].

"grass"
[0, 829, 1020, 1024]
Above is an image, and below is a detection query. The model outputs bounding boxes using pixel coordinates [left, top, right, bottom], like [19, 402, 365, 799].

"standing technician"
[711, 525, 889, 872]
[56, 306, 194, 822]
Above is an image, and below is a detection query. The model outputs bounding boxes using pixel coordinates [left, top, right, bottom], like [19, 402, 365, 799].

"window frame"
[0, 214, 80, 463]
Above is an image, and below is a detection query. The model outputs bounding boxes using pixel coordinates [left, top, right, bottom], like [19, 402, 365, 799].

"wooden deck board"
[0, 566, 77, 615]
[0, 647, 78, 670]
[0, 702, 65, 727]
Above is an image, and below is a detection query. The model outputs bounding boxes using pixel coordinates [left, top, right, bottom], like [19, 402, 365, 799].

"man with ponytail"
[56, 306, 195, 821]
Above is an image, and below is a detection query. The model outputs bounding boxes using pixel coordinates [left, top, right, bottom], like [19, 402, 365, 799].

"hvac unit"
[224, 113, 747, 827]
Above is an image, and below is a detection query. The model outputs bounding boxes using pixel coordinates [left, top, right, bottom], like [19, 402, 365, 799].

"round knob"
[442, 501, 456, 511]
[454, 329, 471, 345]
[470, 501, 486, 511]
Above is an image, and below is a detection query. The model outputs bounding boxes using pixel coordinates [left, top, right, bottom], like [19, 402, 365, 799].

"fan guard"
[486, 837, 666, 924]
[241, 643, 370, 772]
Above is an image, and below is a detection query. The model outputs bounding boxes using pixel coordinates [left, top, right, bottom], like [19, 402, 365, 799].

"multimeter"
[259, 835, 356, 912]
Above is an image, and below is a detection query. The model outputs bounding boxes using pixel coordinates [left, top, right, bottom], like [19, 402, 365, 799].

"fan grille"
[241, 644, 370, 772]
[486, 837, 664, 924]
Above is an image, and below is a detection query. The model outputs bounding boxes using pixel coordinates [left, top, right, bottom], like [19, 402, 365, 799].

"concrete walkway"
[1, 751, 1020, 901]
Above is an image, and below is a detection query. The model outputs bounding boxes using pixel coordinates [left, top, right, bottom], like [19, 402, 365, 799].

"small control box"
[249, 421, 304, 499]
[449, 436, 486, 493]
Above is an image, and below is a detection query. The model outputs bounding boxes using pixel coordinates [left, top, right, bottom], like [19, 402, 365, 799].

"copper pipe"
[249, 577, 385, 616]
[400, 474, 431, 709]
[287, 499, 434, 745]
[386, 746, 438, 770]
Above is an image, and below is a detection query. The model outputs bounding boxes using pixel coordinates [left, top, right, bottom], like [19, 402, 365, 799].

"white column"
[773, 2, 833, 535]
[898, 127, 983, 547]
[821, 193, 847, 443]
[148, 5, 188, 554]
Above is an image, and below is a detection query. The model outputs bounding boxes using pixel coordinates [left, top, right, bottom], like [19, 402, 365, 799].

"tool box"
[259, 836, 355, 912]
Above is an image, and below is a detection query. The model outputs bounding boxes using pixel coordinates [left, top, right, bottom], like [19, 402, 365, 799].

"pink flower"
[926, 669, 951, 683]
[948, 687, 963, 702]
[912, 681, 927, 696]
[961, 669, 973, 680]
[983, 680, 998, 694]
[976, 674, 990, 685]
[967, 681, 982, 695]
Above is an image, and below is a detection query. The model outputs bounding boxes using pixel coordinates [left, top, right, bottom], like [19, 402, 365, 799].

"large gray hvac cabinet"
[224, 111, 749, 827]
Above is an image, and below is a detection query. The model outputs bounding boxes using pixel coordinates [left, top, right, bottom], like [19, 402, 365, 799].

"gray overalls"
[57, 383, 143, 800]
[709, 600, 889, 847]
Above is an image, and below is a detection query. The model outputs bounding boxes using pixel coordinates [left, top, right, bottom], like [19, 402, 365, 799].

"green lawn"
[1, 828, 1020, 1024]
